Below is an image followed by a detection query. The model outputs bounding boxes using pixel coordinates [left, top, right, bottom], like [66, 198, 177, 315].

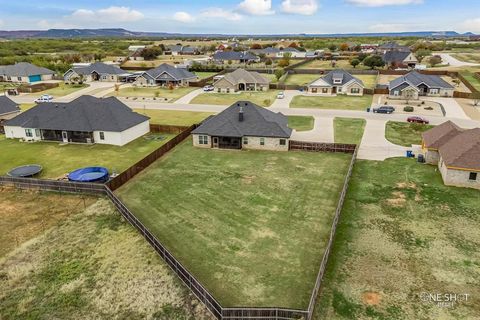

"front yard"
[110, 86, 197, 102]
[190, 90, 281, 107]
[334, 118, 366, 145]
[117, 141, 352, 308]
[314, 159, 480, 320]
[0, 133, 174, 179]
[385, 121, 434, 147]
[295, 59, 370, 70]
[288, 115, 314, 131]
[283, 74, 320, 86]
[291, 95, 373, 111]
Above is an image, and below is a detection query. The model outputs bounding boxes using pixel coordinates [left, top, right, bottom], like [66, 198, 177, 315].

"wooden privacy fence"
[150, 123, 190, 134]
[0, 176, 106, 195]
[289, 141, 357, 154]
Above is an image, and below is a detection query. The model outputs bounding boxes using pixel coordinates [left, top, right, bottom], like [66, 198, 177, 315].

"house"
[388, 71, 454, 99]
[4, 96, 150, 146]
[307, 69, 365, 96]
[166, 45, 183, 56]
[0, 96, 21, 121]
[192, 101, 292, 151]
[128, 49, 145, 61]
[134, 63, 198, 87]
[212, 51, 259, 64]
[64, 62, 131, 83]
[213, 68, 270, 93]
[382, 51, 418, 69]
[128, 45, 146, 51]
[421, 121, 480, 189]
[180, 46, 199, 55]
[360, 44, 379, 53]
[277, 47, 306, 58]
[0, 62, 55, 83]
[378, 41, 411, 53]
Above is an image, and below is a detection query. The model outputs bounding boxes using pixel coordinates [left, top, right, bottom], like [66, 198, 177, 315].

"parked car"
[35, 94, 54, 103]
[407, 116, 429, 124]
[277, 92, 285, 99]
[203, 85, 214, 92]
[373, 106, 395, 114]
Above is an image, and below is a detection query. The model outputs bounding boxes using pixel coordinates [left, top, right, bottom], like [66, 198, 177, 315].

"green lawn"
[117, 141, 352, 308]
[314, 159, 480, 320]
[296, 60, 370, 70]
[460, 71, 480, 91]
[291, 95, 373, 111]
[30, 83, 89, 97]
[355, 74, 378, 89]
[194, 71, 218, 79]
[111, 87, 197, 102]
[133, 109, 214, 126]
[385, 121, 434, 147]
[0, 133, 174, 178]
[263, 73, 279, 83]
[284, 74, 320, 86]
[334, 118, 366, 144]
[190, 90, 281, 107]
[288, 116, 315, 131]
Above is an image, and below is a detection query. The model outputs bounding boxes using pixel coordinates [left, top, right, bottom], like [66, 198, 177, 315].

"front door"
[62, 131, 68, 143]
[212, 137, 219, 148]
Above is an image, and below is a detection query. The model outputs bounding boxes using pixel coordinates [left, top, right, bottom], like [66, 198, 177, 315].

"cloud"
[238, 0, 274, 15]
[70, 6, 144, 22]
[173, 12, 196, 23]
[201, 8, 243, 21]
[281, 0, 319, 15]
[346, 0, 423, 7]
[461, 18, 480, 33]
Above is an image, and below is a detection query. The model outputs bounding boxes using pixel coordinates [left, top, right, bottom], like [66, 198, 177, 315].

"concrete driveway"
[174, 88, 204, 104]
[420, 97, 469, 119]
[436, 53, 480, 67]
[270, 90, 302, 109]
[291, 117, 334, 143]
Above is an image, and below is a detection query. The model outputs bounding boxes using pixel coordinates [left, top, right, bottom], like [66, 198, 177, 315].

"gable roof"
[382, 51, 415, 64]
[142, 63, 197, 81]
[439, 128, 480, 171]
[422, 121, 463, 149]
[70, 62, 129, 76]
[5, 96, 149, 132]
[192, 101, 292, 138]
[0, 62, 54, 77]
[167, 45, 183, 52]
[309, 69, 364, 87]
[390, 71, 454, 91]
[213, 51, 257, 61]
[379, 42, 411, 52]
[219, 69, 270, 86]
[0, 96, 20, 116]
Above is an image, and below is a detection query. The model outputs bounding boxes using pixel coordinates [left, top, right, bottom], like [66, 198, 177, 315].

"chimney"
[239, 106, 244, 122]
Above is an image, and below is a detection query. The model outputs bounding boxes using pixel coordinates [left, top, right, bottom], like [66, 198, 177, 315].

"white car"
[203, 85, 214, 92]
[277, 92, 285, 99]
[35, 94, 54, 103]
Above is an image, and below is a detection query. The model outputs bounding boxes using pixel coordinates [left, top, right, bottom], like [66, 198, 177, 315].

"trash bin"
[366, 107, 370, 112]
[417, 154, 425, 163]
[406, 150, 413, 158]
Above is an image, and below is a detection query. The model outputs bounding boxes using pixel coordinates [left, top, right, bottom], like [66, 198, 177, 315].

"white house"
[4, 96, 150, 146]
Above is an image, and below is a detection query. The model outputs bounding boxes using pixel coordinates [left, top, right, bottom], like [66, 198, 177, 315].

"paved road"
[436, 53, 480, 67]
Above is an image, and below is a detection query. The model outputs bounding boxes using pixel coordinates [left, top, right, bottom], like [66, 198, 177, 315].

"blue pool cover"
[68, 167, 109, 183]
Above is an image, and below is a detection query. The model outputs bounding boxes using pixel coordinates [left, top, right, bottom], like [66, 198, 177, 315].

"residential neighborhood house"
[388, 71, 454, 99]
[134, 63, 197, 87]
[0, 96, 21, 121]
[0, 62, 55, 83]
[212, 51, 259, 64]
[192, 101, 292, 151]
[213, 68, 270, 93]
[377, 41, 411, 53]
[64, 62, 131, 83]
[421, 121, 480, 189]
[307, 69, 365, 96]
[4, 95, 150, 146]
[128, 49, 145, 61]
[382, 51, 419, 69]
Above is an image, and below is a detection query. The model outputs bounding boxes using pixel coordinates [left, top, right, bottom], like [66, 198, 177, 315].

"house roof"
[167, 45, 183, 52]
[439, 128, 480, 170]
[422, 121, 463, 149]
[213, 51, 258, 61]
[129, 49, 144, 58]
[382, 51, 415, 64]
[0, 62, 54, 77]
[389, 71, 454, 91]
[192, 101, 292, 138]
[71, 62, 129, 76]
[5, 96, 149, 132]
[309, 69, 364, 87]
[142, 63, 197, 81]
[379, 42, 411, 52]
[0, 96, 20, 116]
[181, 46, 197, 53]
[218, 68, 270, 86]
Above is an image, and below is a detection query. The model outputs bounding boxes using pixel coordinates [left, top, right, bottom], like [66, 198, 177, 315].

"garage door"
[28, 75, 42, 82]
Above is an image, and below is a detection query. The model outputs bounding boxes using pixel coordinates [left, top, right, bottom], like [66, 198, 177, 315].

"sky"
[0, 0, 479, 34]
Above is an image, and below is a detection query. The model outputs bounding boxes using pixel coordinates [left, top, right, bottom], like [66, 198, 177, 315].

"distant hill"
[0, 28, 476, 39]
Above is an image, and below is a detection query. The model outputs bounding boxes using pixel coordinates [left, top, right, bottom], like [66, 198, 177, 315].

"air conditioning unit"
[86, 138, 92, 144]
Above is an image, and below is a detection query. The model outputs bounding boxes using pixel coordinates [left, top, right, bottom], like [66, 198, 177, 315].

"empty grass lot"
[110, 87, 197, 102]
[334, 118, 366, 145]
[296, 60, 370, 70]
[355, 75, 378, 89]
[288, 116, 315, 131]
[117, 141, 352, 308]
[385, 121, 434, 147]
[30, 83, 89, 97]
[0, 190, 211, 320]
[283, 74, 320, 86]
[291, 95, 373, 111]
[0, 133, 174, 179]
[459, 71, 480, 91]
[133, 110, 214, 126]
[194, 72, 218, 79]
[314, 159, 480, 320]
[190, 90, 281, 107]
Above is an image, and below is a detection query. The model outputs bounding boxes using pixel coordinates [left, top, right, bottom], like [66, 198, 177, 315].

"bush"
[424, 106, 433, 110]
[404, 106, 414, 112]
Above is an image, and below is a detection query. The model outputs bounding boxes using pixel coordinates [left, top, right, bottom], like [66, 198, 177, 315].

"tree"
[265, 58, 273, 66]
[415, 49, 431, 63]
[288, 42, 298, 48]
[274, 69, 285, 81]
[250, 43, 262, 49]
[363, 55, 385, 69]
[278, 52, 292, 68]
[328, 44, 337, 52]
[357, 53, 368, 62]
[350, 59, 360, 68]
[428, 55, 442, 67]
[339, 43, 349, 51]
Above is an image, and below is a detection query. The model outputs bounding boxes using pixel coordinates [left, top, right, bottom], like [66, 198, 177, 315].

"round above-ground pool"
[7, 165, 43, 177]
[68, 167, 109, 183]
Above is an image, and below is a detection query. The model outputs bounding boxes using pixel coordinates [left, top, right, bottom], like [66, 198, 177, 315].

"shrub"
[424, 106, 433, 110]
[404, 106, 414, 112]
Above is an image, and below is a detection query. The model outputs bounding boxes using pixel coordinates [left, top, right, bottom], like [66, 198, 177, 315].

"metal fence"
[289, 141, 357, 154]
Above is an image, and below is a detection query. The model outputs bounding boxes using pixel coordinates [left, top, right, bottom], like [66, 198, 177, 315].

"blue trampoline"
[68, 167, 109, 183]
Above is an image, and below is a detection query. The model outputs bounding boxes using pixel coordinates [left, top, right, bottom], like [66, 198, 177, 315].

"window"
[311, 88, 317, 93]
[25, 129, 33, 137]
[35, 129, 40, 137]
[260, 138, 265, 146]
[351, 88, 360, 94]
[430, 88, 439, 94]
[469, 172, 478, 181]
[198, 135, 208, 145]
[322, 88, 328, 93]
[99, 132, 105, 140]
[102, 75, 107, 80]
[333, 79, 342, 84]
[17, 77, 22, 81]
[279, 139, 286, 146]
[243, 137, 248, 145]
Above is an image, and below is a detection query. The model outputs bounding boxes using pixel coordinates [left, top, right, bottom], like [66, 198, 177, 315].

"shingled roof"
[219, 69, 270, 86]
[0, 96, 20, 116]
[0, 62, 54, 77]
[382, 51, 414, 65]
[192, 101, 292, 138]
[70, 62, 129, 76]
[309, 69, 364, 87]
[439, 128, 480, 171]
[390, 71, 454, 91]
[142, 63, 197, 81]
[213, 51, 257, 61]
[422, 121, 463, 150]
[6, 96, 149, 132]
